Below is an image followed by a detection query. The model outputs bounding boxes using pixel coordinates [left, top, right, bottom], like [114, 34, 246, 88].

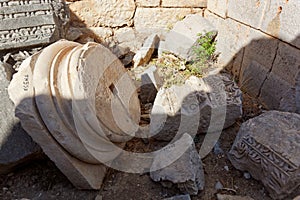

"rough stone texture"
[134, 8, 202, 33]
[163, 14, 217, 61]
[204, 14, 250, 78]
[113, 27, 146, 54]
[133, 34, 160, 68]
[259, 42, 300, 109]
[150, 134, 205, 195]
[207, 0, 228, 18]
[138, 65, 163, 104]
[217, 194, 254, 200]
[239, 29, 279, 98]
[164, 194, 191, 200]
[227, 0, 300, 49]
[0, 62, 41, 174]
[0, 0, 68, 50]
[161, 0, 207, 8]
[279, 88, 297, 113]
[150, 74, 242, 141]
[136, 0, 160, 7]
[69, 0, 135, 27]
[229, 111, 300, 200]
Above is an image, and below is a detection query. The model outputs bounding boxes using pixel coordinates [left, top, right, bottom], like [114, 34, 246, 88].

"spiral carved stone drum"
[8, 40, 140, 189]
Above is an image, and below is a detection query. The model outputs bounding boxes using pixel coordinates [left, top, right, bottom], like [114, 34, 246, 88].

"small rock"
[224, 165, 229, 172]
[213, 141, 224, 155]
[164, 194, 191, 200]
[95, 194, 103, 200]
[133, 34, 160, 68]
[217, 194, 254, 200]
[243, 172, 251, 180]
[65, 27, 83, 41]
[215, 181, 224, 190]
[150, 133, 205, 195]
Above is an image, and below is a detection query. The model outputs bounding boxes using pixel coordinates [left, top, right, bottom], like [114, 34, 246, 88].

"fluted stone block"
[8, 40, 141, 189]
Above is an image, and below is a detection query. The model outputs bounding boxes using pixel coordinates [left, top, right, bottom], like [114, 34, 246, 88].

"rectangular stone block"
[161, 0, 207, 8]
[0, 0, 66, 50]
[212, 18, 250, 76]
[136, 0, 160, 7]
[260, 0, 300, 49]
[269, 41, 300, 85]
[207, 0, 228, 18]
[259, 42, 300, 109]
[134, 8, 202, 32]
[227, 0, 265, 29]
[227, 0, 300, 49]
[259, 72, 293, 110]
[239, 29, 279, 97]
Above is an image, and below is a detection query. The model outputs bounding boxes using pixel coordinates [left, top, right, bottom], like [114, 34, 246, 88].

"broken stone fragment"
[150, 74, 242, 142]
[0, 0, 68, 50]
[8, 40, 141, 189]
[229, 110, 300, 200]
[133, 34, 160, 68]
[162, 14, 217, 61]
[134, 65, 163, 104]
[150, 133, 205, 195]
[0, 62, 41, 174]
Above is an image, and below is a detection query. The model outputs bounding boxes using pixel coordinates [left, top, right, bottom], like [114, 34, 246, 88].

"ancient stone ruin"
[0, 0, 299, 199]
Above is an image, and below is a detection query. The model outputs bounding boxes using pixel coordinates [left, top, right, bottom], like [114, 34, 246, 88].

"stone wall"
[67, 0, 206, 54]
[205, 0, 300, 110]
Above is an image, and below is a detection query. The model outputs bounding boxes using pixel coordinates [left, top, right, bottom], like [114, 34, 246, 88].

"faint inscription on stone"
[0, 0, 68, 50]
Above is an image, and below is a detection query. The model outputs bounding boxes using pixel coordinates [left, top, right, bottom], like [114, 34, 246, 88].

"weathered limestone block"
[161, 0, 207, 8]
[113, 27, 145, 54]
[227, 0, 300, 49]
[207, 0, 228, 18]
[150, 74, 242, 141]
[0, 62, 41, 174]
[204, 16, 250, 78]
[163, 14, 217, 61]
[133, 34, 160, 68]
[0, 0, 68, 50]
[136, 0, 160, 7]
[150, 134, 205, 195]
[8, 40, 141, 189]
[69, 0, 135, 27]
[229, 111, 300, 200]
[259, 42, 300, 109]
[239, 29, 279, 98]
[134, 8, 202, 33]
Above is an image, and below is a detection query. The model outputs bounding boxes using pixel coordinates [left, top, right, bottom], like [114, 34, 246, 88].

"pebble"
[224, 165, 229, 171]
[95, 194, 103, 200]
[213, 141, 224, 155]
[243, 172, 251, 180]
[215, 181, 224, 190]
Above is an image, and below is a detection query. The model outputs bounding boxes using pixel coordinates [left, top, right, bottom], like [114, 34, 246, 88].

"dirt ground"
[0, 93, 283, 200]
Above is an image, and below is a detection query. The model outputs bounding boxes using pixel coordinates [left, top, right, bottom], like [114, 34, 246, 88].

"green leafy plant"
[192, 31, 217, 63]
